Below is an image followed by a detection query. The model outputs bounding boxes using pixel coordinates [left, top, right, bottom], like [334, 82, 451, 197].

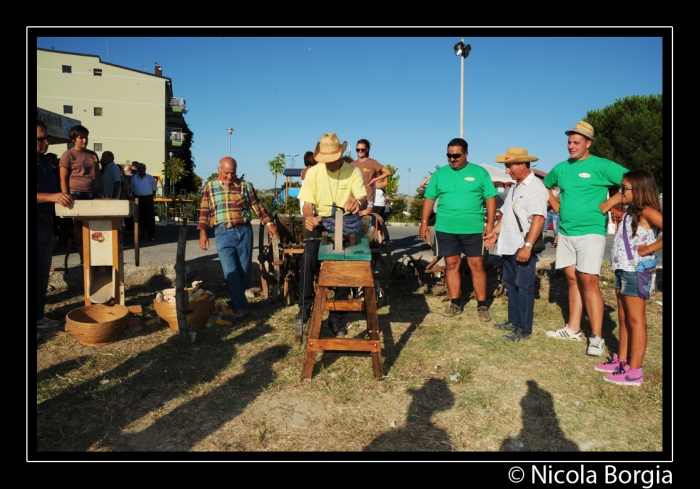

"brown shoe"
[442, 303, 462, 317]
[477, 305, 491, 322]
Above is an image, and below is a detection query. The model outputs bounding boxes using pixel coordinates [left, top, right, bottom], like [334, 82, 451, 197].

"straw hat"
[494, 147, 539, 164]
[565, 120, 595, 140]
[313, 133, 347, 163]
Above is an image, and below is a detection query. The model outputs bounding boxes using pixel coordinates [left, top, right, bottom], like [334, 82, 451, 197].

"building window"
[94, 143, 103, 152]
[62, 65, 72, 73]
[94, 68, 102, 76]
[94, 107, 103, 116]
[63, 105, 73, 114]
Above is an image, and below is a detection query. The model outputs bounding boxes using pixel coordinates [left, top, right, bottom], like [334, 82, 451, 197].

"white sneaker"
[36, 317, 62, 329]
[587, 336, 605, 357]
[545, 325, 582, 341]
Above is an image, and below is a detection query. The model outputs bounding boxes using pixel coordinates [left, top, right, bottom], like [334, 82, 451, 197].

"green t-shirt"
[424, 162, 497, 234]
[543, 155, 628, 237]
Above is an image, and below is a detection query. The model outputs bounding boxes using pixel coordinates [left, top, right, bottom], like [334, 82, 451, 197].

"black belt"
[223, 221, 249, 229]
[37, 214, 52, 218]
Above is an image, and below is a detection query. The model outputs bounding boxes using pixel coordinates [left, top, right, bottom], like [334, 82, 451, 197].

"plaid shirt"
[197, 178, 272, 230]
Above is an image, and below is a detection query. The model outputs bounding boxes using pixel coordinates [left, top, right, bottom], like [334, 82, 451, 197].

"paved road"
[51, 220, 662, 269]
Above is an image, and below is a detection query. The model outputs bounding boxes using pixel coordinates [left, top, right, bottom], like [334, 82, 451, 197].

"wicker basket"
[65, 304, 130, 347]
[154, 294, 215, 331]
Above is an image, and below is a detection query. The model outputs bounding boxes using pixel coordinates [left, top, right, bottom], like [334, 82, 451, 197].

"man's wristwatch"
[524, 242, 532, 248]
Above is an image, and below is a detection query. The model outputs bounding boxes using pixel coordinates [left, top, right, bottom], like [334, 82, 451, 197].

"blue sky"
[34, 31, 665, 194]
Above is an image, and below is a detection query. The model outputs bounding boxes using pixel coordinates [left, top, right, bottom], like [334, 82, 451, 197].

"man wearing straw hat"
[484, 148, 548, 341]
[420, 138, 497, 321]
[294, 133, 367, 338]
[544, 121, 628, 356]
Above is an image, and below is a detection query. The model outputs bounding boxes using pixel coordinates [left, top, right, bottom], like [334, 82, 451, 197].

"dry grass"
[35, 257, 664, 455]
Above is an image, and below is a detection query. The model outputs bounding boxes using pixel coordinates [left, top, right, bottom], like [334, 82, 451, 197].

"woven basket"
[154, 294, 215, 331]
[65, 304, 129, 347]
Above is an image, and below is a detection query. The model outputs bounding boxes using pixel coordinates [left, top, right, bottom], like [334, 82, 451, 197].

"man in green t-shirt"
[543, 121, 627, 357]
[420, 138, 497, 321]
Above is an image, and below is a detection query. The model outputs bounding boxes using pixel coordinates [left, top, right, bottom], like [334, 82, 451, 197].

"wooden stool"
[301, 233, 383, 379]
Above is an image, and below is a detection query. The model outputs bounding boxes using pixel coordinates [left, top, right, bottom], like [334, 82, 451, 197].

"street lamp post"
[407, 168, 411, 196]
[453, 39, 472, 139]
[227, 128, 233, 156]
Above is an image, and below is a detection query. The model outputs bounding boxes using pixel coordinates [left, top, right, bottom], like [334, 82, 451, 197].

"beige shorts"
[555, 234, 607, 275]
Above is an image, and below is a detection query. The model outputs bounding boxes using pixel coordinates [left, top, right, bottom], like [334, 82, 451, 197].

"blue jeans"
[502, 249, 538, 334]
[214, 223, 253, 311]
[37, 216, 54, 321]
[543, 210, 560, 236]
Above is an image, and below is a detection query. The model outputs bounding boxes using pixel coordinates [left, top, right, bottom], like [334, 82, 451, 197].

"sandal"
[551, 242, 557, 248]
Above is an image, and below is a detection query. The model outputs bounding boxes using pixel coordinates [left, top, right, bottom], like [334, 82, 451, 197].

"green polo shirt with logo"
[544, 155, 628, 237]
[425, 162, 497, 234]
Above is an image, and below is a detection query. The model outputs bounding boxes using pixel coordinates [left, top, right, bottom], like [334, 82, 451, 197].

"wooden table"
[153, 198, 194, 225]
[301, 232, 383, 379]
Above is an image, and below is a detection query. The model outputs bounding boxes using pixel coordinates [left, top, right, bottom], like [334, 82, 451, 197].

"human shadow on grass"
[363, 377, 454, 451]
[35, 318, 274, 453]
[500, 380, 579, 452]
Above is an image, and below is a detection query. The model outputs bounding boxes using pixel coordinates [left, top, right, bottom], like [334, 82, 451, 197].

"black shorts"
[435, 232, 484, 258]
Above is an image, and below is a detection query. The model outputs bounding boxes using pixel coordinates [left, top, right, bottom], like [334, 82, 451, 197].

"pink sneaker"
[604, 364, 644, 386]
[594, 353, 627, 373]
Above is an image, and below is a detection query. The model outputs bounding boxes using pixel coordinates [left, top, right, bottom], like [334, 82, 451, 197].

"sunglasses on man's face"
[37, 136, 51, 143]
[356, 148, 367, 153]
[446, 152, 465, 160]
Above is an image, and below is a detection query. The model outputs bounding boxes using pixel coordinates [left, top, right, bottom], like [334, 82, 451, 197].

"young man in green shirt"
[420, 138, 497, 321]
[544, 121, 627, 356]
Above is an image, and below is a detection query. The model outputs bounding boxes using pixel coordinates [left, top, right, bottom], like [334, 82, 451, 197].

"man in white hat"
[544, 121, 628, 356]
[419, 138, 497, 321]
[484, 148, 548, 341]
[295, 133, 367, 338]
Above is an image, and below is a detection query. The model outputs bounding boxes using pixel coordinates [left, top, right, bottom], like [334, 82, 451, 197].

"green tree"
[163, 156, 187, 197]
[206, 172, 218, 183]
[175, 117, 198, 193]
[585, 94, 663, 190]
[383, 164, 400, 198]
[409, 187, 426, 222]
[267, 153, 286, 193]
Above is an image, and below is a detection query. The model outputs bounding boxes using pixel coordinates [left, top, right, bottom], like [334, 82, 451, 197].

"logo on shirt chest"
[464, 177, 475, 182]
[578, 173, 591, 178]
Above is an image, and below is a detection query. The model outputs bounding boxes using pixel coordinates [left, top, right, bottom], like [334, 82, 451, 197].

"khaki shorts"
[555, 234, 607, 275]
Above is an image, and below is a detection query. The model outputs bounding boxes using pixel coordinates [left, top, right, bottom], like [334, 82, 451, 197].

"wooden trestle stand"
[56, 200, 132, 307]
[301, 208, 383, 379]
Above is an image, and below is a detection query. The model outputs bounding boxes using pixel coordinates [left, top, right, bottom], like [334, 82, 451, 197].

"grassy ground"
[35, 257, 663, 454]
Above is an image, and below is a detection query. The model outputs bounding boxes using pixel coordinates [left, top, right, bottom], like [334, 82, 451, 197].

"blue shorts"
[435, 232, 484, 258]
[615, 269, 639, 298]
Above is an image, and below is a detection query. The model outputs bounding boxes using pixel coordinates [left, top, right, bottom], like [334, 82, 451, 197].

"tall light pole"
[454, 39, 471, 139]
[227, 127, 233, 156]
[407, 168, 411, 195]
[286, 153, 299, 167]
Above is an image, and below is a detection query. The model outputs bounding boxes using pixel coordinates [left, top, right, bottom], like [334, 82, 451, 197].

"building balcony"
[168, 97, 187, 113]
[167, 128, 184, 147]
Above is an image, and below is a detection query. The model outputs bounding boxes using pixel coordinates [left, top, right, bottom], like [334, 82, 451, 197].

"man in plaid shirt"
[199, 157, 279, 319]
